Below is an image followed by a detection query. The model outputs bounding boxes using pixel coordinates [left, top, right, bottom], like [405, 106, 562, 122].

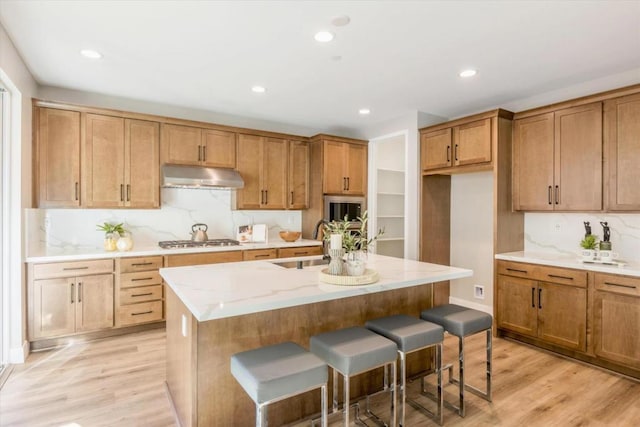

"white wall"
[0, 21, 38, 363]
[450, 172, 494, 313]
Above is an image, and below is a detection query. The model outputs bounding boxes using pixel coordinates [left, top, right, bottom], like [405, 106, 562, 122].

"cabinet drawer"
[165, 251, 243, 267]
[535, 265, 587, 288]
[278, 246, 323, 258]
[497, 261, 535, 279]
[120, 271, 162, 289]
[32, 259, 113, 279]
[119, 256, 163, 273]
[120, 285, 163, 305]
[595, 273, 640, 297]
[117, 301, 163, 326]
[243, 249, 278, 261]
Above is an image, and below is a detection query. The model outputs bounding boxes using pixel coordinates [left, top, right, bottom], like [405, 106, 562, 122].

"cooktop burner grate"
[158, 239, 240, 249]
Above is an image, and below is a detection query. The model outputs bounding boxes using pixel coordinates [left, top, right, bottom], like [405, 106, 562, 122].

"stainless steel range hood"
[162, 164, 244, 189]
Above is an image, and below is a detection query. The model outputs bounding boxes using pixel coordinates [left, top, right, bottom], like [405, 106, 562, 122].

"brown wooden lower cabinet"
[116, 255, 165, 327]
[164, 251, 243, 267]
[277, 245, 323, 258]
[496, 260, 639, 378]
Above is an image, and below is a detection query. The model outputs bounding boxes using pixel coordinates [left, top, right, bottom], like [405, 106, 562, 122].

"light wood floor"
[1, 329, 638, 426]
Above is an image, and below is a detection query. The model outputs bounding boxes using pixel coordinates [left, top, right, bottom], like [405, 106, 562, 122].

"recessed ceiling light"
[80, 49, 102, 59]
[331, 15, 351, 27]
[314, 31, 334, 42]
[358, 108, 371, 115]
[459, 69, 477, 78]
[251, 86, 266, 93]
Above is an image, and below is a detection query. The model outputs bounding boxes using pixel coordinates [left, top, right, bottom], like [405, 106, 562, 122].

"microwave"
[324, 196, 366, 227]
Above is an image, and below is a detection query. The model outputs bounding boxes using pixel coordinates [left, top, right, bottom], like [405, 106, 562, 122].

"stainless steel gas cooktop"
[158, 239, 240, 249]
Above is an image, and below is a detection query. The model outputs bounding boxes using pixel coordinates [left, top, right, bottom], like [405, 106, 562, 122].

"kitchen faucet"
[312, 219, 331, 260]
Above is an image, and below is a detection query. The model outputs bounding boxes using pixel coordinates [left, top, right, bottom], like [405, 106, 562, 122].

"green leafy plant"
[580, 234, 598, 250]
[323, 211, 384, 253]
[96, 222, 126, 235]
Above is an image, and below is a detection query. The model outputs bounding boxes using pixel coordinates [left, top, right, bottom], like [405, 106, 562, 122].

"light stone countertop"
[25, 239, 322, 263]
[160, 253, 473, 322]
[495, 251, 640, 278]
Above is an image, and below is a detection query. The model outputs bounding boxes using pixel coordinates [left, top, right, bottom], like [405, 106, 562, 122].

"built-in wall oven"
[324, 195, 366, 228]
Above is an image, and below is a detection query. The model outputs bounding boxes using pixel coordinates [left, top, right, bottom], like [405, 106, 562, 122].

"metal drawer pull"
[293, 252, 307, 255]
[604, 281, 636, 289]
[506, 268, 528, 274]
[63, 266, 89, 271]
[202, 145, 207, 162]
[446, 145, 451, 162]
[71, 283, 74, 304]
[555, 185, 559, 205]
[131, 310, 153, 316]
[255, 254, 271, 258]
[75, 182, 79, 201]
[120, 184, 124, 202]
[131, 292, 153, 297]
[290, 191, 294, 205]
[454, 144, 459, 161]
[548, 274, 573, 281]
[548, 186, 552, 205]
[131, 262, 153, 266]
[78, 282, 82, 303]
[131, 277, 154, 281]
[531, 287, 535, 308]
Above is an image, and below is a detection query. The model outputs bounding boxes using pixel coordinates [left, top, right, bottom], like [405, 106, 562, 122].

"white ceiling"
[1, 0, 639, 135]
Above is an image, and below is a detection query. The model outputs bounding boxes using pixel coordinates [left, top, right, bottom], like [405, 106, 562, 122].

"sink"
[273, 258, 330, 269]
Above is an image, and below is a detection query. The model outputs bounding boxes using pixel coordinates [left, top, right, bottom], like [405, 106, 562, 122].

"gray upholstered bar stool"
[310, 326, 398, 427]
[420, 304, 492, 417]
[231, 341, 329, 427]
[365, 314, 444, 426]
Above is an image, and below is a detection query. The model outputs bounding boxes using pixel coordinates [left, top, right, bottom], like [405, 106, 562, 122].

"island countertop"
[160, 253, 473, 322]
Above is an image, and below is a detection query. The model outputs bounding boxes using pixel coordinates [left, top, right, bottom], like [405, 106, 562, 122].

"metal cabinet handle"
[132, 310, 153, 316]
[604, 281, 636, 289]
[343, 177, 347, 191]
[126, 184, 131, 202]
[63, 266, 88, 271]
[202, 145, 206, 162]
[198, 146, 202, 162]
[75, 182, 79, 201]
[131, 277, 154, 282]
[531, 287, 535, 308]
[120, 184, 124, 202]
[131, 262, 153, 267]
[290, 191, 294, 205]
[446, 146, 451, 162]
[548, 274, 573, 281]
[131, 292, 153, 297]
[346, 177, 350, 190]
[254, 254, 271, 258]
[71, 283, 74, 304]
[506, 268, 528, 274]
[538, 288, 542, 309]
[264, 190, 268, 205]
[454, 144, 459, 161]
[548, 186, 552, 205]
[555, 185, 559, 205]
[78, 282, 82, 303]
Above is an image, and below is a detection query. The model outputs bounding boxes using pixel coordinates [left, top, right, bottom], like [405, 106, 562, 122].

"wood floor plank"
[1, 328, 638, 426]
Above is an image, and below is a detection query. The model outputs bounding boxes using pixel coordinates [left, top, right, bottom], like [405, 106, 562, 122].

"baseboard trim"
[8, 340, 29, 364]
[448, 297, 493, 316]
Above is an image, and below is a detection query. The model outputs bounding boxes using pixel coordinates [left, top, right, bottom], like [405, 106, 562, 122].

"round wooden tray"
[318, 268, 379, 286]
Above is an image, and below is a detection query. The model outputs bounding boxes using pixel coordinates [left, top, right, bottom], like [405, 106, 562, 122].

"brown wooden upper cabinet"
[288, 140, 309, 209]
[36, 108, 81, 207]
[421, 118, 492, 172]
[513, 102, 602, 211]
[160, 123, 236, 169]
[83, 114, 160, 208]
[322, 140, 367, 195]
[236, 134, 288, 209]
[604, 93, 640, 211]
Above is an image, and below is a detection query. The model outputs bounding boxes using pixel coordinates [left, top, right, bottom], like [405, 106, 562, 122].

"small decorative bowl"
[279, 231, 301, 242]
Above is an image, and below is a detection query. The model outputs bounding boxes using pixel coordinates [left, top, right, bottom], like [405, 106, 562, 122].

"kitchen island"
[160, 254, 472, 426]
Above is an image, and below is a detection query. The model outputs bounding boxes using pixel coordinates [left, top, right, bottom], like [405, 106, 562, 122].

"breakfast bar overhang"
[160, 254, 472, 426]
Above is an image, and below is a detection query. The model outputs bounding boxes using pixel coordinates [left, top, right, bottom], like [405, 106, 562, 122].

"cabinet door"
[344, 143, 367, 195]
[84, 114, 126, 207]
[236, 134, 263, 209]
[31, 278, 76, 339]
[593, 291, 640, 369]
[554, 103, 603, 211]
[288, 140, 309, 209]
[125, 119, 159, 208]
[161, 124, 202, 166]
[37, 108, 81, 207]
[605, 93, 640, 211]
[537, 281, 587, 351]
[323, 140, 347, 194]
[453, 118, 491, 166]
[202, 129, 236, 168]
[496, 275, 537, 337]
[421, 128, 451, 171]
[513, 113, 555, 211]
[76, 273, 114, 332]
[262, 138, 288, 209]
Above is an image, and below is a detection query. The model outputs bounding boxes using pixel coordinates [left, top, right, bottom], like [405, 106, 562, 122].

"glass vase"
[104, 232, 118, 252]
[345, 250, 367, 276]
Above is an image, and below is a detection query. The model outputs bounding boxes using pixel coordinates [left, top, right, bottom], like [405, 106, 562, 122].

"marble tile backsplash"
[525, 213, 640, 262]
[25, 188, 302, 254]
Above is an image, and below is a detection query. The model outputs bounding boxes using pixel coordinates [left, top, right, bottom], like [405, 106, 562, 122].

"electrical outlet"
[44, 216, 51, 231]
[474, 285, 485, 300]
